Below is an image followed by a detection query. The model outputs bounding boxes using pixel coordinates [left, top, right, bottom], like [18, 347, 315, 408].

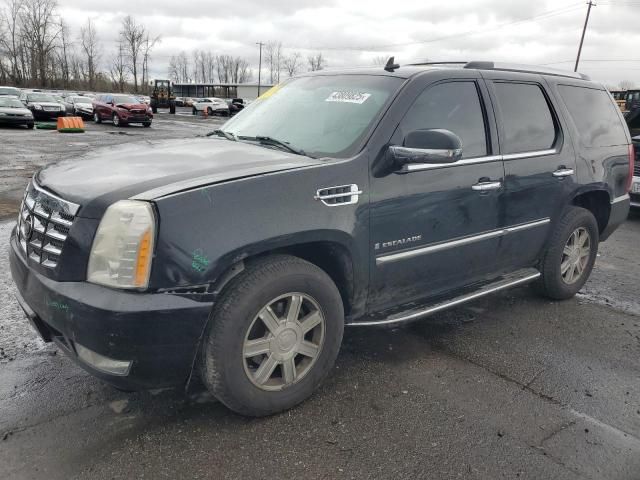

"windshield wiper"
[208, 129, 237, 141]
[239, 135, 308, 157]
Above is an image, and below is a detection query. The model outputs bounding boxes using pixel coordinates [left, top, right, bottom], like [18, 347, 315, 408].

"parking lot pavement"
[0, 115, 639, 479]
[0, 109, 225, 220]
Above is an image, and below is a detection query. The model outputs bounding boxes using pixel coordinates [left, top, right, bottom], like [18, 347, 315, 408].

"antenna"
[384, 56, 400, 72]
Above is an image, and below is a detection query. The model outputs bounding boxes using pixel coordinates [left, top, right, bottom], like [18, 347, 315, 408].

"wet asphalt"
[0, 114, 639, 479]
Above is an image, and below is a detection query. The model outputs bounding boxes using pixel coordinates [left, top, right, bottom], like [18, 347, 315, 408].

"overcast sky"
[57, 0, 640, 87]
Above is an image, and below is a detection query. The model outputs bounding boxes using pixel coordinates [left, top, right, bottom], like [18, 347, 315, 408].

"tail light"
[626, 143, 636, 193]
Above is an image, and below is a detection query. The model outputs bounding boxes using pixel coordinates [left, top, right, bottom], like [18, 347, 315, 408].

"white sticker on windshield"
[325, 91, 371, 104]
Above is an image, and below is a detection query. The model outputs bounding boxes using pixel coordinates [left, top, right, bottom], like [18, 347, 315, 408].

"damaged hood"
[37, 137, 322, 218]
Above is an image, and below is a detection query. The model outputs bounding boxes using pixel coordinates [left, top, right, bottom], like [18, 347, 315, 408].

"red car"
[92, 94, 153, 127]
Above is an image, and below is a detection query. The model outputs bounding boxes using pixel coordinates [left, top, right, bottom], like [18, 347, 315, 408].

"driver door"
[368, 78, 506, 312]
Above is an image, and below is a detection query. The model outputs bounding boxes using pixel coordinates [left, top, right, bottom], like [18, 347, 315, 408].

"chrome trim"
[403, 155, 502, 172]
[31, 178, 80, 216]
[631, 201, 640, 208]
[505, 218, 551, 233]
[552, 168, 575, 178]
[403, 149, 558, 172]
[376, 218, 550, 265]
[611, 194, 630, 204]
[347, 270, 541, 326]
[501, 149, 557, 161]
[471, 181, 501, 191]
[314, 184, 362, 207]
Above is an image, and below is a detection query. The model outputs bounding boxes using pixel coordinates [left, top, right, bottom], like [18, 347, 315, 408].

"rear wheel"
[169, 101, 176, 114]
[151, 105, 158, 114]
[192, 107, 197, 115]
[200, 255, 344, 417]
[93, 112, 101, 124]
[535, 206, 599, 300]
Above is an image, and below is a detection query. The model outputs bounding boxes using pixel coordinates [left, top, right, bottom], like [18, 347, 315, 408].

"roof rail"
[407, 61, 469, 66]
[464, 61, 590, 81]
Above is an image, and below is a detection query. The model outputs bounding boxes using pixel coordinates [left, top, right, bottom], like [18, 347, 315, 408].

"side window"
[557, 85, 627, 147]
[399, 81, 488, 159]
[493, 82, 557, 154]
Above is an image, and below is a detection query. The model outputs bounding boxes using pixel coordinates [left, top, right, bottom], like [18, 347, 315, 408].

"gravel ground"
[0, 116, 639, 479]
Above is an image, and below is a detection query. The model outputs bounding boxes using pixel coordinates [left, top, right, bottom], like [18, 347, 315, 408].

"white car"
[66, 96, 94, 118]
[192, 97, 230, 116]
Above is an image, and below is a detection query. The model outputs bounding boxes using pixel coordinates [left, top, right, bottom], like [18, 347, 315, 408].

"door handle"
[553, 168, 574, 178]
[472, 181, 502, 191]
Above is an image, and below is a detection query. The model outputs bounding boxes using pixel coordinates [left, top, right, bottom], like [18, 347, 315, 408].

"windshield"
[223, 75, 403, 158]
[27, 94, 55, 103]
[0, 97, 24, 108]
[113, 95, 139, 104]
[0, 87, 20, 96]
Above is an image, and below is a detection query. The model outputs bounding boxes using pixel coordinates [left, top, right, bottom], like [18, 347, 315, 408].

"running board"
[347, 268, 540, 327]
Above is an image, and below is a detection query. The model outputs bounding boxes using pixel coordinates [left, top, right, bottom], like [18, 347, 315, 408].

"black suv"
[10, 61, 633, 416]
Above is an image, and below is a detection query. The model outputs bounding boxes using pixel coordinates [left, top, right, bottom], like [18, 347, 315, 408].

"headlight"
[0, 112, 6, 116]
[87, 200, 155, 289]
[33, 104, 42, 110]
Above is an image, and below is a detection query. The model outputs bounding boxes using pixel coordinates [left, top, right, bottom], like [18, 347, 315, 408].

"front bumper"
[9, 233, 213, 390]
[32, 110, 65, 120]
[0, 116, 33, 125]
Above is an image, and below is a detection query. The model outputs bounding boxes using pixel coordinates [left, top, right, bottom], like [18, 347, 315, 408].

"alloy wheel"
[560, 227, 591, 284]
[242, 293, 325, 391]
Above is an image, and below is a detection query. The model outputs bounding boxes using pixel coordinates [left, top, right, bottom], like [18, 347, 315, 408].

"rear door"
[368, 74, 506, 312]
[482, 73, 576, 270]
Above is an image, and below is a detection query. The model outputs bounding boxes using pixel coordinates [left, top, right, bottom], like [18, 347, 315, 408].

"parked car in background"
[53, 95, 73, 115]
[65, 96, 94, 118]
[137, 95, 151, 105]
[0, 86, 21, 98]
[0, 96, 34, 128]
[19, 92, 66, 120]
[192, 97, 230, 116]
[227, 98, 245, 115]
[93, 93, 153, 127]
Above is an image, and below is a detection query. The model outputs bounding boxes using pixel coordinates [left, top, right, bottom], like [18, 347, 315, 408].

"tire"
[143, 122, 151, 128]
[169, 102, 176, 114]
[151, 105, 158, 114]
[200, 255, 344, 417]
[112, 113, 124, 127]
[535, 206, 599, 300]
[192, 107, 197, 116]
[93, 112, 101, 124]
[27, 123, 34, 129]
[207, 107, 213, 116]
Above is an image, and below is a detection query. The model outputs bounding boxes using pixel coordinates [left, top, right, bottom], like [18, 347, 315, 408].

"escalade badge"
[375, 235, 422, 250]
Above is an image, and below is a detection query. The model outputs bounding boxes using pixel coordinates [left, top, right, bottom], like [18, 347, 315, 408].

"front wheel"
[192, 107, 197, 115]
[200, 255, 344, 417]
[27, 123, 34, 129]
[143, 122, 151, 128]
[93, 112, 101, 124]
[535, 206, 599, 300]
[112, 113, 125, 127]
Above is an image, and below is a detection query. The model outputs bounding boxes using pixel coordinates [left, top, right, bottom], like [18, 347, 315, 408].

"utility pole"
[574, 1, 595, 72]
[256, 41, 264, 96]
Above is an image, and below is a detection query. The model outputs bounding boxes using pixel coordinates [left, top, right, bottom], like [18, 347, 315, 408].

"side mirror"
[390, 129, 463, 167]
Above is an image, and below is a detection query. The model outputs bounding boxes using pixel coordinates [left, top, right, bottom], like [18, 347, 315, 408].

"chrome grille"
[16, 181, 79, 269]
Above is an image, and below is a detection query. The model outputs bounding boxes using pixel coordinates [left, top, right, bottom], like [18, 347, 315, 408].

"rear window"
[558, 85, 627, 147]
[493, 82, 557, 154]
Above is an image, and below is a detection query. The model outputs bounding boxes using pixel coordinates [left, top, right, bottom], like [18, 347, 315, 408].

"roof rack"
[464, 61, 590, 81]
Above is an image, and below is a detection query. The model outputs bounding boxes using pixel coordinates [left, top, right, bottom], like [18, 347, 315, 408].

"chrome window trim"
[376, 218, 550, 265]
[402, 149, 558, 172]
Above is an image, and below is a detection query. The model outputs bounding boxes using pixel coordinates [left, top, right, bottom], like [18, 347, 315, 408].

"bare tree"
[283, 52, 302, 77]
[120, 15, 145, 92]
[20, 0, 61, 86]
[80, 18, 100, 90]
[109, 41, 128, 92]
[141, 33, 160, 90]
[265, 41, 282, 83]
[0, 0, 25, 84]
[307, 52, 325, 71]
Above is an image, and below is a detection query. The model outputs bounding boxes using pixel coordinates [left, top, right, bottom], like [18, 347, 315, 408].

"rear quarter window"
[557, 85, 627, 147]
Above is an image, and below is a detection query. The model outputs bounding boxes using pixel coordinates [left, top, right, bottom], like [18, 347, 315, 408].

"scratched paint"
[192, 249, 210, 273]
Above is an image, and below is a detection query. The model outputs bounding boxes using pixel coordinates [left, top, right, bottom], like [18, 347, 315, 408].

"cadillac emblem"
[20, 213, 34, 241]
